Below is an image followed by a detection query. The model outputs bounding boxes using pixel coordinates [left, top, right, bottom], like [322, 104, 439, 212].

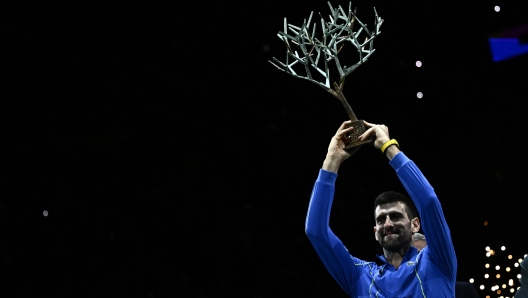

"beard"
[378, 227, 413, 252]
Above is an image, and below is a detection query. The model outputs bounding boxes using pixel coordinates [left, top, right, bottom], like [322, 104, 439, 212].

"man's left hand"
[358, 120, 390, 149]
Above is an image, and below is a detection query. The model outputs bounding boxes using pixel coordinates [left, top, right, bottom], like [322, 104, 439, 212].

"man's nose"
[384, 215, 393, 227]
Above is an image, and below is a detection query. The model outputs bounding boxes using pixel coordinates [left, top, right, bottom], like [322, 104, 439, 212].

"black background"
[4, 0, 528, 297]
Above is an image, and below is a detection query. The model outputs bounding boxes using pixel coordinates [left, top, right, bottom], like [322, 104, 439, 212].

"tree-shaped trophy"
[269, 2, 383, 149]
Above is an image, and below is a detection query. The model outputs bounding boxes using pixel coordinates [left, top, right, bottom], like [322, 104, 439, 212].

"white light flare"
[416, 61, 422, 67]
[417, 92, 423, 99]
[494, 6, 500, 12]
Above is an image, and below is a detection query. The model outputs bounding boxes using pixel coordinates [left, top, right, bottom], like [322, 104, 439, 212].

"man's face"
[374, 202, 416, 252]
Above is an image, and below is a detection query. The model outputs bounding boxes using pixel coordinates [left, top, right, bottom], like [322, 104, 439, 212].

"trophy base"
[344, 120, 375, 150]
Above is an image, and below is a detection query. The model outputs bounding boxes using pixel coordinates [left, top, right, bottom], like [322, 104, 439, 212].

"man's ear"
[374, 226, 379, 241]
[411, 217, 420, 233]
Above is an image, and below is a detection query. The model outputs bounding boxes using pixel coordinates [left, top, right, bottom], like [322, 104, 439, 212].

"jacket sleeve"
[305, 169, 362, 296]
[389, 152, 457, 281]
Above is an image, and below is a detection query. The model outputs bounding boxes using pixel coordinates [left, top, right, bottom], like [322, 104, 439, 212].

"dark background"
[4, 0, 528, 297]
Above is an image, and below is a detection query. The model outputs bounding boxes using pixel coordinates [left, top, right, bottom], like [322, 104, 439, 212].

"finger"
[336, 120, 352, 134]
[336, 126, 355, 138]
[363, 120, 374, 128]
[358, 127, 374, 141]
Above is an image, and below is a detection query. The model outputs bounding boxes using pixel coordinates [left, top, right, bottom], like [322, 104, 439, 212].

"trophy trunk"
[331, 86, 375, 149]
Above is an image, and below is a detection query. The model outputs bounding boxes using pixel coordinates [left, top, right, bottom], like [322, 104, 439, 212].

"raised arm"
[321, 120, 357, 173]
[390, 152, 457, 279]
[305, 121, 364, 295]
[359, 121, 457, 280]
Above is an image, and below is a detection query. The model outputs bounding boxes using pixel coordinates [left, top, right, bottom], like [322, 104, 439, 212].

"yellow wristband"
[381, 139, 399, 154]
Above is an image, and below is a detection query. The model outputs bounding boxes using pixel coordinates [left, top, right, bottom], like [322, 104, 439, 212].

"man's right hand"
[322, 120, 358, 173]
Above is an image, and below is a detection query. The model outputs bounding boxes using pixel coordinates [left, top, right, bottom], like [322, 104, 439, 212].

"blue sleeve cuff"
[317, 169, 338, 185]
[389, 151, 410, 171]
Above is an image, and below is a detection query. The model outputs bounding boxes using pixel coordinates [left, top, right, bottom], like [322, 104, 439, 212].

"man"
[305, 120, 457, 297]
[411, 233, 478, 298]
[518, 256, 528, 298]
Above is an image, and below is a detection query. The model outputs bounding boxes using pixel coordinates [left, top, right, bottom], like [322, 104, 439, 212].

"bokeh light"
[470, 278, 474, 283]
[416, 61, 422, 67]
[470, 250, 522, 298]
[417, 92, 423, 98]
[43, 210, 48, 217]
[494, 6, 500, 12]
[486, 246, 490, 251]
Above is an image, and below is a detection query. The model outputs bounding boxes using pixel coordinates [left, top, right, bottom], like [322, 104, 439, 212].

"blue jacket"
[305, 152, 457, 297]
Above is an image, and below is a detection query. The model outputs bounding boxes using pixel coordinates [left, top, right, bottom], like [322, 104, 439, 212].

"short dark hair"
[374, 191, 419, 220]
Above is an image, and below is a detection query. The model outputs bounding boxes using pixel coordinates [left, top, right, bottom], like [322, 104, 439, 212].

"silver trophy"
[269, 2, 383, 149]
